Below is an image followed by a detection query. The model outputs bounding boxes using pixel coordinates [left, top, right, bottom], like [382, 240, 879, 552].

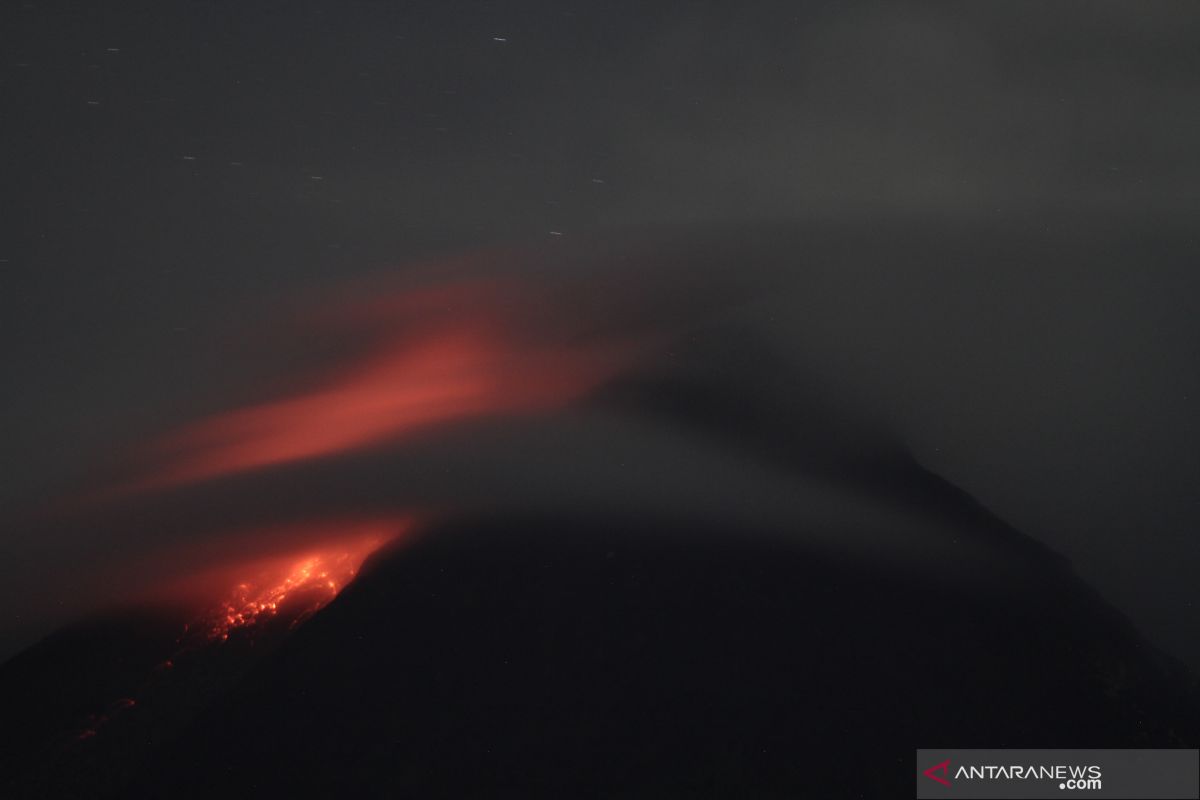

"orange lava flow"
[202, 533, 388, 642]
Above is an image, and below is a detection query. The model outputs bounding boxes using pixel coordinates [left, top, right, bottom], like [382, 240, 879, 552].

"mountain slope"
[116, 512, 1197, 799]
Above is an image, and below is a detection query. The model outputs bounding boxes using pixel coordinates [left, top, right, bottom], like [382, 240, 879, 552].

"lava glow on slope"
[66, 524, 402, 745]
[196, 532, 390, 642]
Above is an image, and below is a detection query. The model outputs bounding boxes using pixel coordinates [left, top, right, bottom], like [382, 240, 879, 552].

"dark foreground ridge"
[4, 510, 1193, 799]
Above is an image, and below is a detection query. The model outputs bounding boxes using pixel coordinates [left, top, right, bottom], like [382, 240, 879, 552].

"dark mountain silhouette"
[0, 586, 339, 799]
[1, 332, 1195, 798]
[3, 506, 1194, 799]
[137, 513, 1197, 799]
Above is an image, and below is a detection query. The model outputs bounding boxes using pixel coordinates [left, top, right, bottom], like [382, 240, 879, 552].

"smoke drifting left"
[121, 279, 640, 494]
[9, 249, 687, 646]
[3, 234, 1196, 799]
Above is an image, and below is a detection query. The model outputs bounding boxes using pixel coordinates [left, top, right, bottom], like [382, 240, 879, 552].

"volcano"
[2, 505, 1196, 799]
[7, 0, 1200, 794]
[2, 314, 1198, 798]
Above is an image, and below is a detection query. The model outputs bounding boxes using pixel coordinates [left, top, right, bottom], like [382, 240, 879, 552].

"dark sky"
[2, 1, 1198, 667]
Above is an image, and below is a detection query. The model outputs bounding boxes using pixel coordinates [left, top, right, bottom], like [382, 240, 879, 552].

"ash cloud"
[1, 1, 1198, 669]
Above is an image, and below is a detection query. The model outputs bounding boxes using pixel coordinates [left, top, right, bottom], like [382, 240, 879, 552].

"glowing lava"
[201, 534, 387, 642]
[67, 525, 402, 746]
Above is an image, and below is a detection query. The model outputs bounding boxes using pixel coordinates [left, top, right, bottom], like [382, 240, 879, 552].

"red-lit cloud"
[121, 280, 640, 493]
[31, 270, 654, 640]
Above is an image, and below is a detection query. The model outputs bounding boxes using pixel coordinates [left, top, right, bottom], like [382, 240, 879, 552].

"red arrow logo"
[923, 759, 951, 787]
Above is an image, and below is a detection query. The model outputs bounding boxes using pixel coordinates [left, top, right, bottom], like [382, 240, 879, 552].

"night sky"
[3, 0, 1199, 675]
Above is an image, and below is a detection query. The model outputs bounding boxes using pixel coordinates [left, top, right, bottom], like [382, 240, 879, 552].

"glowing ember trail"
[67, 526, 401, 745]
[199, 534, 388, 642]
